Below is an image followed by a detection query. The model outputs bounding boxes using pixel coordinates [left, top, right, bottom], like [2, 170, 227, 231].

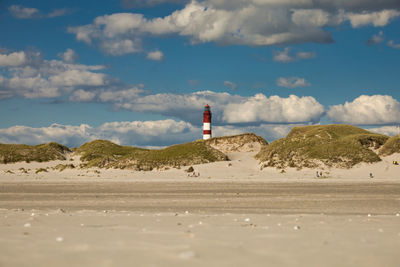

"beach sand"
[1, 151, 400, 266]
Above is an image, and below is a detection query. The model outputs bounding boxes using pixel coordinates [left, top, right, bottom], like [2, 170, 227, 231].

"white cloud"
[276, 77, 310, 88]
[70, 90, 96, 102]
[0, 119, 299, 147]
[80, 90, 325, 126]
[50, 69, 106, 87]
[387, 40, 400, 49]
[69, 1, 333, 55]
[111, 90, 243, 124]
[222, 94, 324, 124]
[69, 1, 400, 55]
[367, 31, 385, 45]
[0, 49, 116, 100]
[8, 75, 60, 98]
[9, 5, 71, 19]
[58, 48, 78, 63]
[273, 48, 294, 63]
[0, 124, 94, 147]
[9, 5, 40, 19]
[47, 8, 70, 18]
[347, 9, 400, 28]
[296, 51, 316, 60]
[327, 95, 400, 125]
[100, 39, 142, 55]
[273, 47, 316, 63]
[369, 126, 400, 136]
[146, 50, 164, 61]
[0, 120, 199, 147]
[99, 87, 145, 102]
[223, 81, 237, 90]
[0, 51, 27, 67]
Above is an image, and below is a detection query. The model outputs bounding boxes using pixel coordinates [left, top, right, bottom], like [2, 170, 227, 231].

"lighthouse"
[203, 104, 212, 140]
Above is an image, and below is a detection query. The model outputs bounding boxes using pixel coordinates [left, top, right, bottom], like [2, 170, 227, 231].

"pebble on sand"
[244, 218, 250, 222]
[179, 250, 195, 260]
[56, 237, 64, 242]
[294, 225, 301, 230]
[24, 223, 31, 228]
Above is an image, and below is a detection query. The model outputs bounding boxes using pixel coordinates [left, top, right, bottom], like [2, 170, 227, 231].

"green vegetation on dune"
[75, 140, 147, 168]
[256, 125, 389, 169]
[379, 135, 400, 156]
[0, 142, 70, 164]
[76, 140, 228, 170]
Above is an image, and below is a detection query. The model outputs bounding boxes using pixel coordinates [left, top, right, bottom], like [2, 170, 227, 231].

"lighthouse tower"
[203, 104, 212, 140]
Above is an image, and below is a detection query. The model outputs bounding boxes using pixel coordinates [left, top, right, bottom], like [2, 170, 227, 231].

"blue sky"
[1, 0, 400, 147]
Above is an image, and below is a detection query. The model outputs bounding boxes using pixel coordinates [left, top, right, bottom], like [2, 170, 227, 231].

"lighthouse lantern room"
[203, 104, 212, 140]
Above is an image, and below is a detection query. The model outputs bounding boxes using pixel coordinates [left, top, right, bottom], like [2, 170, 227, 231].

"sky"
[0, 0, 400, 147]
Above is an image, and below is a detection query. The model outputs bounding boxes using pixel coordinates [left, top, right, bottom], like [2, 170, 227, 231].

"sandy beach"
[1, 151, 400, 266]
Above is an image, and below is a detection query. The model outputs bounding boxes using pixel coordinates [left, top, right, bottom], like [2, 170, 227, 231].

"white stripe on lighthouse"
[203, 123, 211, 131]
[203, 134, 211, 140]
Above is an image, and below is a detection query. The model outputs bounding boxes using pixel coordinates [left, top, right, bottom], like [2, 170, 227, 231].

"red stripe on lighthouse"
[203, 130, 211, 134]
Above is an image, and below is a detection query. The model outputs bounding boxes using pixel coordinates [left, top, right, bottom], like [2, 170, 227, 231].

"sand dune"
[0, 149, 399, 182]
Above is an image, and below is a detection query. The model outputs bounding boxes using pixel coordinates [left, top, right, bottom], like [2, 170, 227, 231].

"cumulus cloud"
[273, 48, 316, 63]
[58, 48, 79, 63]
[0, 119, 300, 147]
[369, 125, 400, 136]
[0, 120, 199, 147]
[100, 39, 141, 56]
[387, 40, 400, 49]
[0, 124, 94, 147]
[276, 77, 310, 88]
[347, 9, 400, 28]
[67, 89, 325, 126]
[367, 31, 385, 45]
[47, 8, 70, 18]
[9, 5, 71, 19]
[327, 95, 400, 125]
[0, 49, 117, 100]
[70, 90, 96, 102]
[9, 5, 40, 19]
[146, 50, 164, 61]
[50, 70, 106, 87]
[69, 0, 400, 55]
[222, 94, 324, 124]
[109, 90, 244, 125]
[223, 81, 237, 90]
[0, 51, 27, 67]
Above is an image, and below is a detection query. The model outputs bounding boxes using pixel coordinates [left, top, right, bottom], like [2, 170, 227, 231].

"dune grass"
[256, 125, 389, 169]
[0, 142, 70, 164]
[75, 140, 228, 170]
[75, 140, 147, 168]
[379, 135, 400, 156]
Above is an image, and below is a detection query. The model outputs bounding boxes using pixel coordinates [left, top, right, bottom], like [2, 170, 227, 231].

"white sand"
[1, 209, 400, 267]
